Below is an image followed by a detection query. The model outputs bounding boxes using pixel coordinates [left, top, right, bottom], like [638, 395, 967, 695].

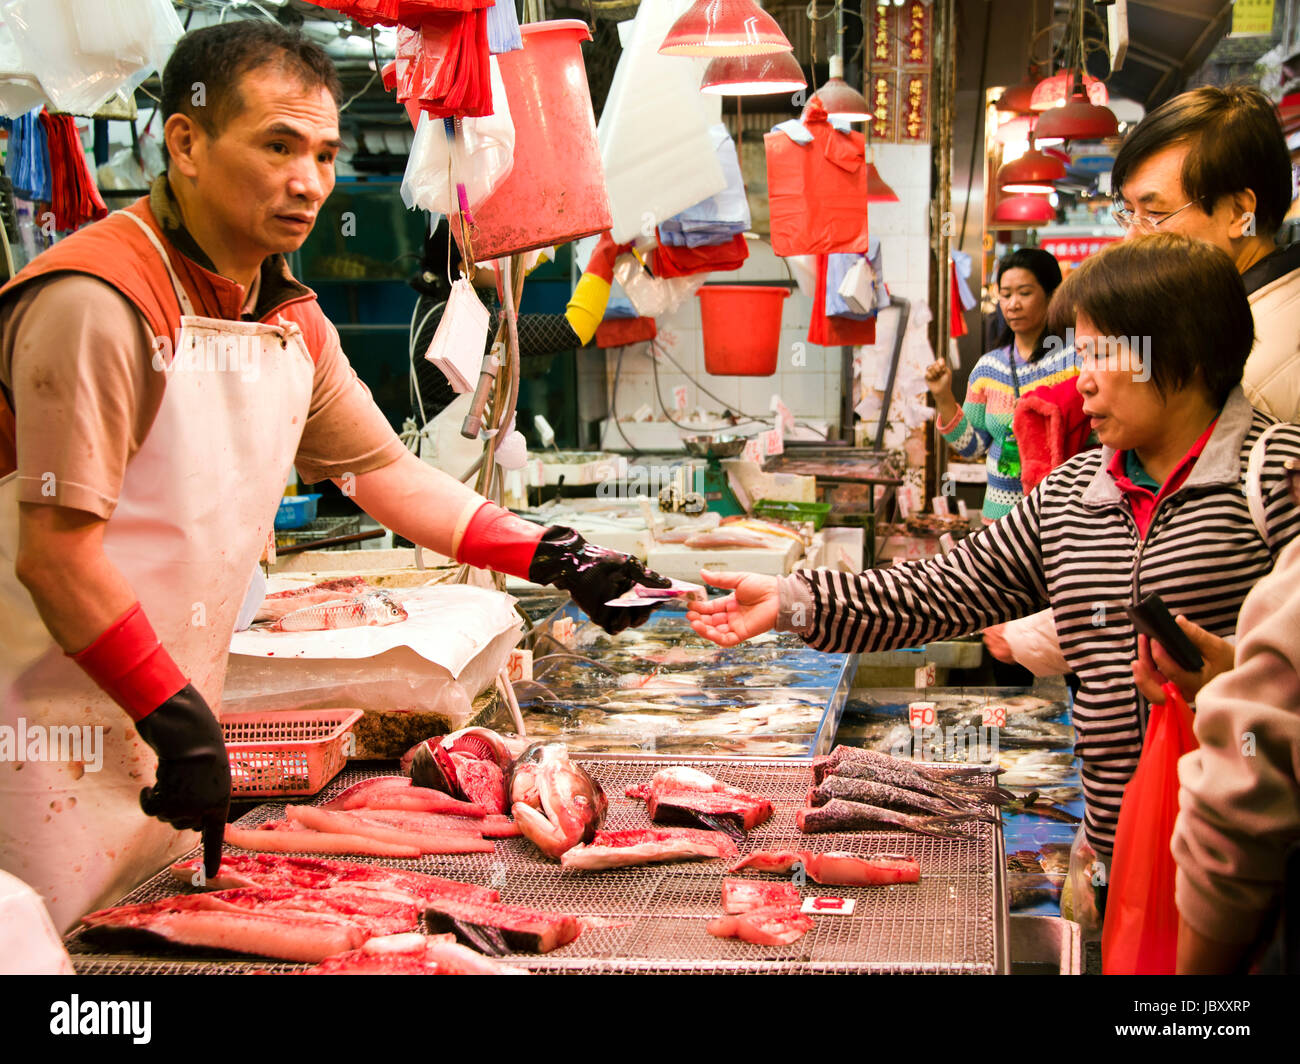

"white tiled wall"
[606, 141, 934, 428]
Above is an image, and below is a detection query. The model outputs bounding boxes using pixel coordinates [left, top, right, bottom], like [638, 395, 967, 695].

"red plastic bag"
[1101, 681, 1199, 975]
[765, 100, 869, 257]
[651, 231, 748, 278]
[808, 255, 876, 346]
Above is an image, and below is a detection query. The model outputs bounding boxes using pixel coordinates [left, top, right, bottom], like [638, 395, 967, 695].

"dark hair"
[1111, 85, 1292, 236]
[161, 21, 342, 142]
[994, 247, 1063, 361]
[1050, 233, 1253, 406]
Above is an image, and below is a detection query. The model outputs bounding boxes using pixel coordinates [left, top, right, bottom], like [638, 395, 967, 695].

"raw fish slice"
[225, 825, 421, 858]
[729, 849, 920, 886]
[421, 898, 582, 954]
[285, 806, 495, 854]
[561, 828, 739, 870]
[302, 933, 528, 975]
[626, 767, 774, 835]
[721, 878, 800, 914]
[707, 906, 813, 946]
[170, 853, 497, 905]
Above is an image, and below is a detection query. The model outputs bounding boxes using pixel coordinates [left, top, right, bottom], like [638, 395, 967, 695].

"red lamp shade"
[993, 193, 1056, 225]
[1030, 70, 1109, 111]
[1035, 90, 1119, 143]
[996, 73, 1042, 114]
[866, 162, 899, 203]
[814, 54, 869, 121]
[994, 114, 1035, 145]
[659, 0, 793, 56]
[701, 50, 806, 95]
[997, 147, 1066, 194]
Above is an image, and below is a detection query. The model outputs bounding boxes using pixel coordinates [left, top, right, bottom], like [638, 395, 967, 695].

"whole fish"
[797, 798, 992, 838]
[808, 774, 960, 816]
[271, 591, 407, 632]
[816, 745, 996, 785]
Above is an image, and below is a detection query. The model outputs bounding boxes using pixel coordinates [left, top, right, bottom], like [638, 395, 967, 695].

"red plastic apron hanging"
[765, 100, 869, 257]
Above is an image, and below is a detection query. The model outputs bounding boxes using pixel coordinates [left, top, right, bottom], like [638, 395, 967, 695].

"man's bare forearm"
[343, 449, 492, 559]
[15, 503, 139, 651]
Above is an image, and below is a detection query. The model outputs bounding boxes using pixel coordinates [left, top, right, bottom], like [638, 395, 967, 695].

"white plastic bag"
[1, 0, 180, 116]
[837, 257, 878, 314]
[402, 56, 514, 215]
[613, 252, 705, 318]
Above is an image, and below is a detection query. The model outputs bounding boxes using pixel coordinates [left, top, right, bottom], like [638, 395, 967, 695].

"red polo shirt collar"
[1108, 417, 1219, 538]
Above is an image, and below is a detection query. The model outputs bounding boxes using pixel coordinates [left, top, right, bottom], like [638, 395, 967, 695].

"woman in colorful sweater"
[926, 248, 1073, 522]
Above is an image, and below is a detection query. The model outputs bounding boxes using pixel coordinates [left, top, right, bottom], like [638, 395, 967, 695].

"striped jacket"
[789, 389, 1300, 853]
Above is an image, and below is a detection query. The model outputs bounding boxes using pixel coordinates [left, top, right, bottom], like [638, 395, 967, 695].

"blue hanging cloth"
[487, 0, 523, 54]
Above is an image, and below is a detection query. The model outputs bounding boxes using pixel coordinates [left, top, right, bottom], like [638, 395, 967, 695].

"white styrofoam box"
[820, 527, 865, 572]
[647, 538, 803, 582]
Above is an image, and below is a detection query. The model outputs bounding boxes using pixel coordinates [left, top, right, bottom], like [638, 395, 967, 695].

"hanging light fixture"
[997, 139, 1067, 194]
[815, 53, 869, 121]
[996, 71, 1043, 115]
[994, 113, 1035, 145]
[1030, 70, 1108, 110]
[700, 50, 807, 94]
[993, 193, 1056, 225]
[659, 0, 793, 57]
[866, 161, 899, 203]
[1035, 75, 1119, 143]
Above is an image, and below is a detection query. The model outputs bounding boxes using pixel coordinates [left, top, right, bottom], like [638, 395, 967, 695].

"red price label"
[908, 701, 936, 727]
[982, 704, 1008, 728]
[673, 385, 689, 413]
[742, 439, 763, 465]
[506, 649, 532, 683]
[764, 429, 784, 456]
[551, 617, 575, 645]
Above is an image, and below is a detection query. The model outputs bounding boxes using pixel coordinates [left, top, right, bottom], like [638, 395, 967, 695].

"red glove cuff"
[456, 503, 546, 581]
[70, 603, 188, 722]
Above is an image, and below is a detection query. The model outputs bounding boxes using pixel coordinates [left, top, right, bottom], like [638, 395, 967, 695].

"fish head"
[510, 743, 607, 858]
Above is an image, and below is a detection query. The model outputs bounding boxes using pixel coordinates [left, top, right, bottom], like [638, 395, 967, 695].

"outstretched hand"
[1130, 617, 1235, 705]
[686, 570, 780, 647]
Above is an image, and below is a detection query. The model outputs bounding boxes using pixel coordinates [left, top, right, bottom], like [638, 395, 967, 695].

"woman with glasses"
[924, 247, 1073, 523]
[688, 235, 1300, 910]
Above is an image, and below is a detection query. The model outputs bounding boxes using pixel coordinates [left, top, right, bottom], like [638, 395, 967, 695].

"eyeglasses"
[1110, 197, 1203, 233]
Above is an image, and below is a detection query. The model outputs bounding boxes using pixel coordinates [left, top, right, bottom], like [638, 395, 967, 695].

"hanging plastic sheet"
[597, 0, 725, 243]
[659, 123, 751, 248]
[393, 11, 493, 118]
[401, 55, 513, 214]
[765, 99, 869, 256]
[651, 230, 748, 278]
[40, 111, 107, 230]
[808, 254, 875, 346]
[825, 252, 875, 319]
[485, 0, 523, 53]
[0, 0, 181, 116]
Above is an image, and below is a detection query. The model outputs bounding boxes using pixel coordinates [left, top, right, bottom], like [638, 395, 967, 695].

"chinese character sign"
[869, 2, 931, 144]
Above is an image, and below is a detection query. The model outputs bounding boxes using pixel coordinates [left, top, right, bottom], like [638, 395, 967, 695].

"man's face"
[188, 65, 340, 260]
[1115, 142, 1239, 255]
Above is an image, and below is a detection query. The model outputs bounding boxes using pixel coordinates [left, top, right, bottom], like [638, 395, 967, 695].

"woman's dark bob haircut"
[1050, 233, 1254, 406]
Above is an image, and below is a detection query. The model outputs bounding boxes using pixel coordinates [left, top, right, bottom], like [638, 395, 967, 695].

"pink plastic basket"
[222, 709, 363, 798]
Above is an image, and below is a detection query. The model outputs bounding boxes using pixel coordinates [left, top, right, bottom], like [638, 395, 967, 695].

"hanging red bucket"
[698, 286, 790, 376]
[453, 20, 612, 261]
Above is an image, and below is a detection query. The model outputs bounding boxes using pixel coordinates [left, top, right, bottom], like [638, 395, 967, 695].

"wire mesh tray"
[68, 757, 1007, 975]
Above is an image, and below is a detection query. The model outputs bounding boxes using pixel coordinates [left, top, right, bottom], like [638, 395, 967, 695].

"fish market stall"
[64, 755, 1009, 975]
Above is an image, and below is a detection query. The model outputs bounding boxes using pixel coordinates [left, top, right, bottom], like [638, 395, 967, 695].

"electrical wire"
[609, 344, 645, 455]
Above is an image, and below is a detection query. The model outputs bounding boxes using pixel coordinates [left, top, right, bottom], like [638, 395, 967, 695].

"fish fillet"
[325, 777, 487, 818]
[421, 898, 582, 954]
[561, 828, 740, 870]
[170, 854, 498, 907]
[626, 768, 773, 834]
[225, 825, 421, 858]
[285, 806, 495, 854]
[729, 850, 920, 886]
[721, 878, 801, 914]
[707, 906, 813, 946]
[302, 933, 529, 975]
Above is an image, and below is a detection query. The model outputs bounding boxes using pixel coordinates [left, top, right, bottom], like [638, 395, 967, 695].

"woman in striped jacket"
[689, 234, 1300, 858]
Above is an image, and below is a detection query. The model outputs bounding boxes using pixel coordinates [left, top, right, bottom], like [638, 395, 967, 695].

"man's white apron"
[0, 213, 313, 931]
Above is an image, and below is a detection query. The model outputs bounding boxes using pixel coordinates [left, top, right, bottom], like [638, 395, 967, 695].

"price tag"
[770, 394, 795, 433]
[981, 704, 1008, 728]
[764, 429, 784, 456]
[673, 385, 689, 414]
[506, 648, 532, 683]
[908, 700, 937, 726]
[897, 490, 913, 518]
[742, 439, 763, 465]
[932, 496, 950, 516]
[956, 499, 969, 519]
[551, 617, 575, 645]
[802, 896, 855, 915]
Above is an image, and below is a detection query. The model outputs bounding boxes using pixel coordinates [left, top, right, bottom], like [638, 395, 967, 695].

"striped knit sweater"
[787, 389, 1300, 854]
[941, 343, 1079, 522]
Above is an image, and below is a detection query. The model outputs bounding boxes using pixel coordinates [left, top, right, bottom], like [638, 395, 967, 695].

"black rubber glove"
[136, 685, 230, 877]
[528, 525, 672, 635]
